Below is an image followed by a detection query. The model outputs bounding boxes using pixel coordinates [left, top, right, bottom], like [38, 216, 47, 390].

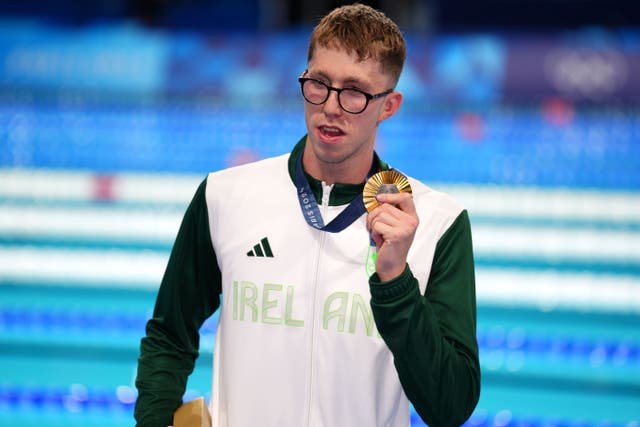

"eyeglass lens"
[302, 79, 368, 113]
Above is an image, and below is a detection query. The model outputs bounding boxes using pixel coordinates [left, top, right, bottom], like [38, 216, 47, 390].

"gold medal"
[363, 170, 412, 213]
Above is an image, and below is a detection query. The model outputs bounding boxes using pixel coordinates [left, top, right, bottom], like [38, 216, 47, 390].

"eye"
[345, 86, 365, 93]
[307, 79, 327, 90]
[308, 75, 329, 85]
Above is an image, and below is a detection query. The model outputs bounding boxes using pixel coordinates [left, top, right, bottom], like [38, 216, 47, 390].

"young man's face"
[302, 45, 401, 182]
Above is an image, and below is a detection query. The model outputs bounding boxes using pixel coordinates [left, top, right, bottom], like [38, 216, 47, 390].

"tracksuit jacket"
[135, 137, 480, 427]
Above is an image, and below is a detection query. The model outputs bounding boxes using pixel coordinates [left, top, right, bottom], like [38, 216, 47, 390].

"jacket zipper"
[305, 182, 332, 427]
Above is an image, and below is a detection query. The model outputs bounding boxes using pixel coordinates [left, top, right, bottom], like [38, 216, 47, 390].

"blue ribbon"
[294, 149, 377, 233]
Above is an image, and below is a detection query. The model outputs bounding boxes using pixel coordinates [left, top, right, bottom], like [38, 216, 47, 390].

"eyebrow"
[308, 70, 369, 88]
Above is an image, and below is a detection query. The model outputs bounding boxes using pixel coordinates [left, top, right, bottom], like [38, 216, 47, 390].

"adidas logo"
[247, 237, 274, 258]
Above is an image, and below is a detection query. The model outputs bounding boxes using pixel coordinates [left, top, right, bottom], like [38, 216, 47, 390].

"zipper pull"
[321, 182, 332, 206]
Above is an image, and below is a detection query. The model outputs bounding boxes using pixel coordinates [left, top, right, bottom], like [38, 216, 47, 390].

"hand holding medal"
[364, 170, 419, 281]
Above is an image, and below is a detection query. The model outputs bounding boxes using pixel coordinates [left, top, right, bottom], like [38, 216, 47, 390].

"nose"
[323, 89, 342, 115]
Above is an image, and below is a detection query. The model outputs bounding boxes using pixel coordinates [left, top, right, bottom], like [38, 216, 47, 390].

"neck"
[314, 163, 371, 186]
[302, 146, 373, 186]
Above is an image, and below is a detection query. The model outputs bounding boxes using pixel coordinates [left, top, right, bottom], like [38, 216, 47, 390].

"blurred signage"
[0, 19, 638, 104]
[503, 38, 640, 103]
[0, 20, 168, 92]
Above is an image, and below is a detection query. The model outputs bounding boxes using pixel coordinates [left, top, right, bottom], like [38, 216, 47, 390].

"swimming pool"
[1, 98, 639, 426]
[1, 167, 638, 426]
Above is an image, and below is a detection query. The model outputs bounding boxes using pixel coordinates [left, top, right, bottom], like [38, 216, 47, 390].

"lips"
[318, 125, 345, 141]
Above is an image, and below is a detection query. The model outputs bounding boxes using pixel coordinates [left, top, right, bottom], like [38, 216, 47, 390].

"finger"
[366, 195, 418, 234]
[366, 202, 389, 230]
[370, 211, 414, 239]
[369, 207, 402, 229]
[375, 192, 416, 215]
[371, 215, 414, 241]
[366, 203, 401, 231]
[370, 202, 417, 229]
[370, 228, 383, 248]
[370, 220, 396, 240]
[369, 206, 419, 246]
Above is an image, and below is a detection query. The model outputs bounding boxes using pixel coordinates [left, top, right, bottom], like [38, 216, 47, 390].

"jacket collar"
[287, 135, 389, 206]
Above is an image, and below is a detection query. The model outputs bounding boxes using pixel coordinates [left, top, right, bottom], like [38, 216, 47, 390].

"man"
[135, 4, 480, 427]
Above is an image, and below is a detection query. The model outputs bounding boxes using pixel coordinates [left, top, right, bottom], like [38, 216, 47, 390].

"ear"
[376, 91, 403, 125]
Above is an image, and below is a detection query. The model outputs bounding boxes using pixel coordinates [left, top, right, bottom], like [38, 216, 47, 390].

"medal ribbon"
[295, 149, 377, 233]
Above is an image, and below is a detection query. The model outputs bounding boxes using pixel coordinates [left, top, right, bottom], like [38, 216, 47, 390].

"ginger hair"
[308, 3, 406, 86]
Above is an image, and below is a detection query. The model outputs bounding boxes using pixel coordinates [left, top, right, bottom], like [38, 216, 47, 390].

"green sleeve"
[134, 178, 222, 427]
[370, 210, 480, 427]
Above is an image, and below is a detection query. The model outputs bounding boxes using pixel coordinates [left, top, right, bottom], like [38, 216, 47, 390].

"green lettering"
[284, 285, 304, 327]
[323, 292, 348, 332]
[233, 281, 239, 320]
[239, 281, 258, 322]
[365, 246, 377, 277]
[349, 293, 376, 336]
[262, 283, 283, 325]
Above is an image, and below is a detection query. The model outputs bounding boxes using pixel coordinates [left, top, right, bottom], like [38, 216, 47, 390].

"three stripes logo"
[247, 237, 274, 258]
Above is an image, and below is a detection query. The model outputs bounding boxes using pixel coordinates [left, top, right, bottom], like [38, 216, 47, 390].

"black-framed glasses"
[298, 76, 393, 114]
